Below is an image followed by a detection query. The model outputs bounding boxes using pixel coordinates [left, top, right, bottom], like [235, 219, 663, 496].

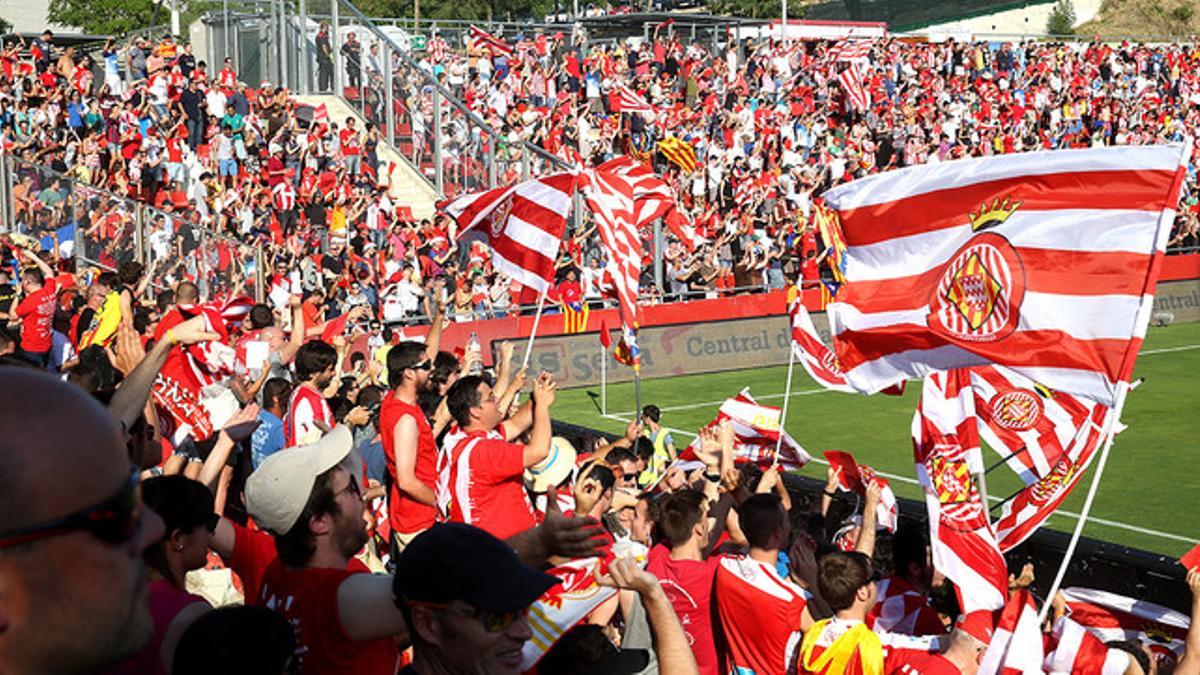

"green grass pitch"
[552, 322, 1200, 557]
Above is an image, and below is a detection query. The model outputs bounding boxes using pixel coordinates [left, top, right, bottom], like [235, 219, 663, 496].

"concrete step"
[292, 94, 440, 222]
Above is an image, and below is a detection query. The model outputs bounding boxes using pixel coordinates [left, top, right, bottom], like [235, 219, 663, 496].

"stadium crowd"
[4, 21, 1200, 675]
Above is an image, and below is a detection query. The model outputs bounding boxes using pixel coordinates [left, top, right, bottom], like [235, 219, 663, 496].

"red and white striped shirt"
[272, 180, 296, 211]
[868, 575, 945, 637]
[285, 384, 333, 447]
[713, 555, 809, 675]
[437, 426, 536, 541]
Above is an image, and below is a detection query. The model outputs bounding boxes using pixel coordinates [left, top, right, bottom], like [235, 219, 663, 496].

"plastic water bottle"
[467, 332, 484, 374]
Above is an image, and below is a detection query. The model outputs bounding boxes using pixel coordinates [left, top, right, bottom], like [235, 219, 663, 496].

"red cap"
[957, 610, 995, 644]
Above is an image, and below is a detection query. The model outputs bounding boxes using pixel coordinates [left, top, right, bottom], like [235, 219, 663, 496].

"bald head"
[0, 369, 127, 528]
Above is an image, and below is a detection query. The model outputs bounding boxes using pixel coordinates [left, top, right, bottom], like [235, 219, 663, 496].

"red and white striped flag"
[823, 450, 898, 532]
[441, 172, 578, 293]
[978, 589, 1045, 675]
[912, 370, 1008, 613]
[428, 34, 449, 63]
[1059, 587, 1190, 669]
[610, 82, 656, 116]
[682, 389, 812, 471]
[468, 25, 513, 56]
[595, 156, 679, 234]
[789, 294, 855, 393]
[1045, 616, 1138, 675]
[830, 39, 872, 62]
[521, 557, 617, 670]
[219, 295, 256, 331]
[823, 144, 1190, 407]
[838, 63, 870, 112]
[580, 168, 641, 326]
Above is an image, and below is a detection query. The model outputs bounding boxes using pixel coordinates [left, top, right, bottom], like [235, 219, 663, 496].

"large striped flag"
[441, 173, 578, 293]
[1059, 587, 1190, 668]
[822, 144, 1190, 407]
[580, 168, 641, 327]
[978, 589, 1045, 675]
[1045, 616, 1141, 675]
[610, 83, 656, 116]
[838, 63, 870, 112]
[657, 136, 698, 173]
[468, 25, 513, 56]
[830, 39, 872, 62]
[912, 370, 1008, 614]
[968, 365, 1115, 552]
[596, 156, 675, 228]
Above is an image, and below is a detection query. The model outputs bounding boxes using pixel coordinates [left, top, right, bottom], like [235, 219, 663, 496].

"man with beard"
[0, 370, 166, 673]
[235, 426, 407, 673]
[285, 340, 339, 446]
[381, 341, 442, 556]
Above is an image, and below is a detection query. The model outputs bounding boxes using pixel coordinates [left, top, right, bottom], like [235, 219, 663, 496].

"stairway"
[292, 94, 440, 221]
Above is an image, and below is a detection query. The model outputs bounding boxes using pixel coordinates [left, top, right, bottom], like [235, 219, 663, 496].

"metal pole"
[600, 339, 607, 416]
[278, 0, 289, 88]
[223, 0, 231, 61]
[433, 87, 444, 194]
[254, 247, 266, 303]
[384, 44, 395, 148]
[488, 137, 497, 188]
[1037, 381, 1132, 624]
[135, 205, 146, 265]
[771, 341, 796, 467]
[653, 218, 663, 293]
[0, 155, 10, 233]
[299, 0, 311, 94]
[331, 0, 342, 95]
[975, 470, 990, 527]
[520, 145, 530, 182]
[782, 0, 788, 45]
[521, 288, 549, 369]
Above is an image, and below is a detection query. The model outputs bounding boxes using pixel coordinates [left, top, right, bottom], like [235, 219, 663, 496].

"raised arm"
[1176, 570, 1200, 675]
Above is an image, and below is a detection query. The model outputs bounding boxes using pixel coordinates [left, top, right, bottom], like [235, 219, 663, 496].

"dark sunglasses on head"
[0, 469, 141, 549]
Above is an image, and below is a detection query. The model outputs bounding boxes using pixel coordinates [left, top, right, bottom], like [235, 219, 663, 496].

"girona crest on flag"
[987, 388, 1044, 432]
[929, 201, 1027, 343]
[488, 198, 514, 237]
[1028, 457, 1079, 506]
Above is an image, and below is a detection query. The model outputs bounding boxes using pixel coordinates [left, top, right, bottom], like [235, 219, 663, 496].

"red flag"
[789, 294, 855, 393]
[822, 145, 1189, 407]
[978, 589, 1044, 674]
[837, 63, 870, 112]
[595, 156, 679, 238]
[468, 25, 513, 56]
[441, 173, 578, 294]
[580, 168, 641, 327]
[823, 450, 898, 532]
[1181, 542, 1200, 573]
[598, 319, 612, 349]
[912, 370, 1007, 613]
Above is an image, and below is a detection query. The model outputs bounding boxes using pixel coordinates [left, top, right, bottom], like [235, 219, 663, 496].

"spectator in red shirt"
[868, 522, 945, 637]
[440, 373, 557, 540]
[5, 248, 64, 368]
[392, 522, 559, 675]
[0, 371, 165, 673]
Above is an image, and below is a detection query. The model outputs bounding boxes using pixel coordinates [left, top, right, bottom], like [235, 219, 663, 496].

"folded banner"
[520, 557, 617, 670]
[978, 589, 1044, 675]
[1061, 587, 1190, 669]
[913, 370, 1007, 613]
[822, 144, 1190, 406]
[441, 173, 578, 293]
[683, 389, 812, 471]
[823, 450, 898, 532]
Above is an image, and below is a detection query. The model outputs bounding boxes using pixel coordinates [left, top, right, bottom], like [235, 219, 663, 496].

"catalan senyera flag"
[822, 144, 1190, 407]
[561, 300, 590, 333]
[813, 202, 847, 288]
[657, 135, 698, 173]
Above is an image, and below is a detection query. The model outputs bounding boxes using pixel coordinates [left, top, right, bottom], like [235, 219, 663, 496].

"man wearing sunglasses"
[0, 370, 166, 674]
[393, 522, 559, 675]
[380, 333, 445, 558]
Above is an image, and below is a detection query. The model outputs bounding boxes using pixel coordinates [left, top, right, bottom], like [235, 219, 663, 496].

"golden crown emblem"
[969, 197, 1023, 231]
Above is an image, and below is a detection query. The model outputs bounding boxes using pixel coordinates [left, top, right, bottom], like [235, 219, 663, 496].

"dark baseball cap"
[393, 523, 558, 613]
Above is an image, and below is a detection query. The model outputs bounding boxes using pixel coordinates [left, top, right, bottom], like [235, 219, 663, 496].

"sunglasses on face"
[0, 469, 141, 549]
[407, 359, 433, 371]
[409, 600, 528, 633]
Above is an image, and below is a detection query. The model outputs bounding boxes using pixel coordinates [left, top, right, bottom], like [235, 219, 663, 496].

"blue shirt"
[251, 410, 286, 470]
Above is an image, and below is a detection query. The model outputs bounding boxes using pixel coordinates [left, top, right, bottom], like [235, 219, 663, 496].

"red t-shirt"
[379, 393, 438, 534]
[14, 276, 64, 352]
[285, 383, 333, 447]
[887, 651, 960, 674]
[226, 524, 398, 675]
[646, 552, 721, 675]
[714, 555, 809, 675]
[440, 426, 537, 540]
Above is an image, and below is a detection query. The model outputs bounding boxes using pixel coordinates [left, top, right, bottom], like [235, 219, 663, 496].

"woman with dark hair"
[172, 605, 296, 675]
[106, 476, 215, 675]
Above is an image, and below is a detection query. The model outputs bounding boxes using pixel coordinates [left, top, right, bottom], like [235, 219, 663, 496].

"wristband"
[167, 328, 179, 346]
[823, 489, 837, 497]
[704, 473, 721, 483]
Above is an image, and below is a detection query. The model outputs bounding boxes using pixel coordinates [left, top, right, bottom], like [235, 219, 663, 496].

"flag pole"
[1036, 380, 1130, 624]
[634, 364, 642, 422]
[600, 338, 607, 416]
[521, 287, 549, 370]
[975, 470, 991, 527]
[772, 342, 797, 469]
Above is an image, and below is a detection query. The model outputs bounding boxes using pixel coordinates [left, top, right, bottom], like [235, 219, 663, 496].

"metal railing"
[2, 154, 267, 304]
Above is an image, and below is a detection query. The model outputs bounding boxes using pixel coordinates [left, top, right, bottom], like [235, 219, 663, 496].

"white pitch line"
[599, 413, 1195, 545]
[1140, 344, 1200, 356]
[650, 387, 834, 413]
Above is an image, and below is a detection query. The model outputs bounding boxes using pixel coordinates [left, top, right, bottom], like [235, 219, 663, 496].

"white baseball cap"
[524, 436, 577, 493]
[245, 425, 356, 534]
